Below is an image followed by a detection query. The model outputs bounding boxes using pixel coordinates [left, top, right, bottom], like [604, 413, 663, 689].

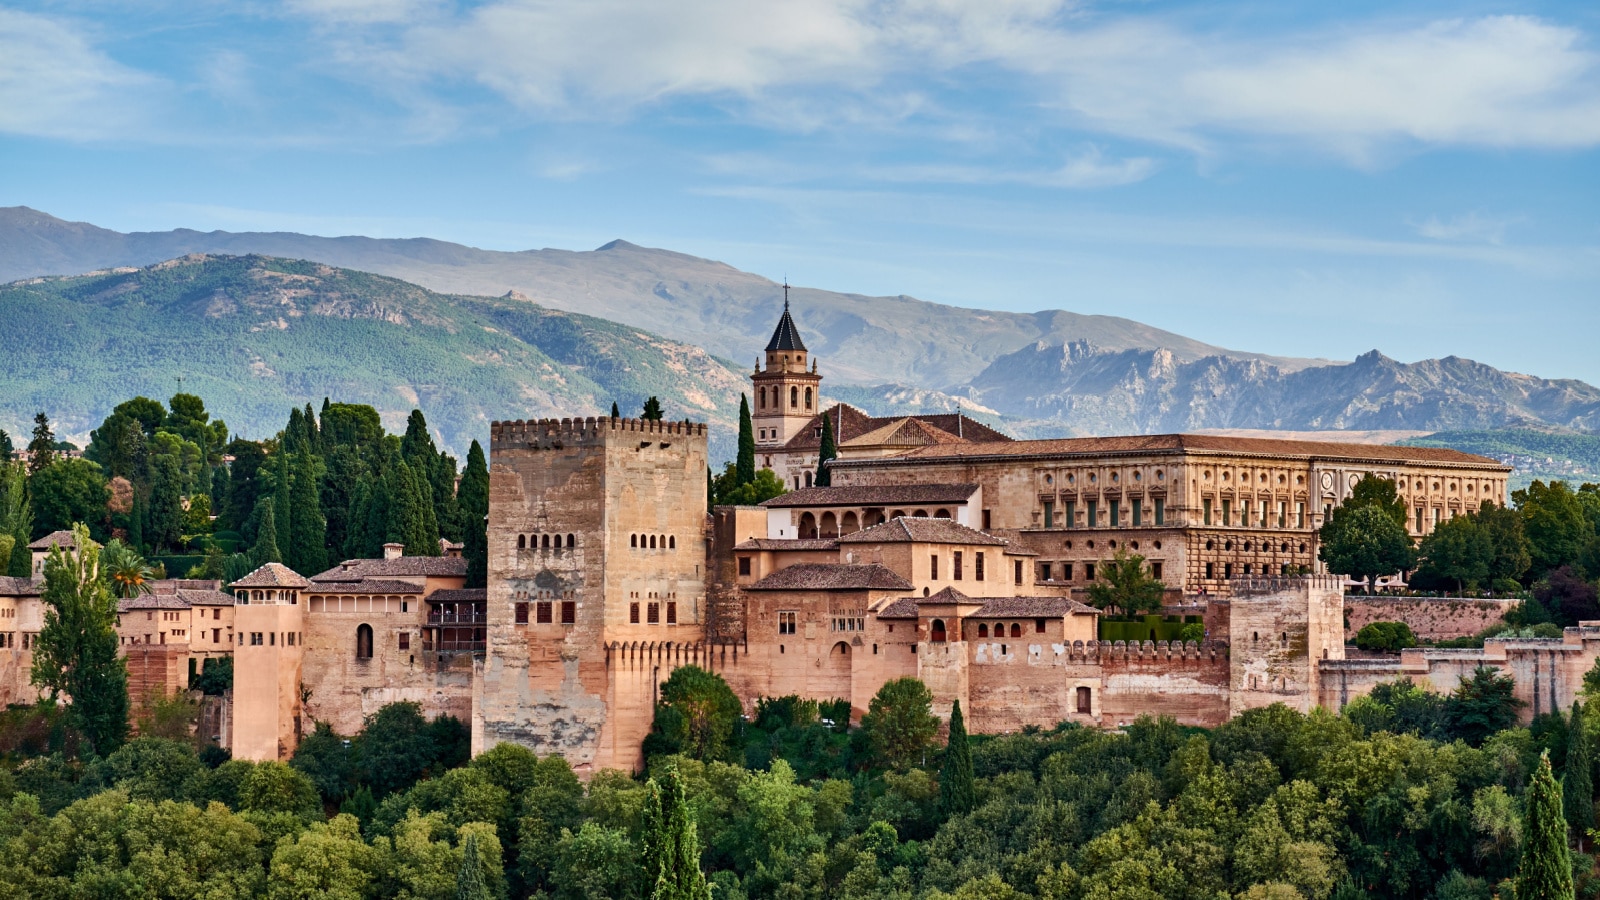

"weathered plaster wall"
[1344, 597, 1513, 641]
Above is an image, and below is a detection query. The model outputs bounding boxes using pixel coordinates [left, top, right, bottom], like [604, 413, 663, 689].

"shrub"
[1354, 621, 1418, 652]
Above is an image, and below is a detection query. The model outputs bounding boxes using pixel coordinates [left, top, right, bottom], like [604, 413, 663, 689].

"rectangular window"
[1154, 498, 1165, 525]
[983, 509, 992, 530]
[630, 602, 640, 624]
[647, 602, 660, 624]
[1415, 507, 1424, 533]
[778, 611, 797, 635]
[666, 602, 677, 625]
[536, 601, 552, 624]
[1014, 559, 1023, 584]
[515, 602, 529, 625]
[250, 632, 263, 645]
[1087, 500, 1098, 528]
[1035, 618, 1046, 634]
[1278, 501, 1287, 529]
[1063, 562, 1073, 581]
[1065, 501, 1077, 529]
[953, 551, 963, 581]
[930, 554, 939, 580]
[1042, 500, 1054, 529]
[1260, 500, 1269, 528]
[1205, 562, 1214, 580]
[398, 632, 410, 650]
[1084, 563, 1096, 581]
[1204, 498, 1213, 525]
[1151, 562, 1163, 580]
[975, 552, 985, 581]
[213, 629, 220, 642]
[1222, 499, 1232, 527]
[1224, 563, 1233, 579]
[561, 601, 576, 625]
[1433, 508, 1442, 528]
[1038, 562, 1051, 582]
[738, 556, 752, 576]
[1109, 499, 1120, 526]
[1132, 498, 1143, 526]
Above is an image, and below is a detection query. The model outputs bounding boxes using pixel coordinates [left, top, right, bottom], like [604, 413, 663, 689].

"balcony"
[423, 636, 486, 654]
[427, 610, 488, 625]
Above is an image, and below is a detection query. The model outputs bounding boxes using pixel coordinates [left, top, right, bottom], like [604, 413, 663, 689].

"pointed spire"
[764, 288, 807, 352]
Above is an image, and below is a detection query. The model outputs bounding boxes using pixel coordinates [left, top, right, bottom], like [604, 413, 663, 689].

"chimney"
[382, 542, 404, 560]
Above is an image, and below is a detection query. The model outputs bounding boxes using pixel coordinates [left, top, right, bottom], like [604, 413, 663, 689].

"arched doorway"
[930, 619, 947, 643]
[799, 512, 818, 539]
[355, 624, 373, 660]
[1076, 686, 1092, 714]
[841, 511, 860, 534]
[820, 512, 838, 539]
[821, 640, 852, 702]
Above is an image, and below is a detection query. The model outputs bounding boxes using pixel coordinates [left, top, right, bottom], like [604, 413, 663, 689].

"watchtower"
[230, 563, 310, 761]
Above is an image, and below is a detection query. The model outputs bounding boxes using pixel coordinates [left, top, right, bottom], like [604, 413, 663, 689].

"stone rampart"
[1343, 597, 1515, 641]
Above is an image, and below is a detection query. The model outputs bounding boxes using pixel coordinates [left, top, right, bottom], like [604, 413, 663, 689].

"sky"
[2, 0, 1598, 384]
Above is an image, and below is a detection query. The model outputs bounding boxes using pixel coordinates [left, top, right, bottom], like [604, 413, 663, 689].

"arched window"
[759, 387, 766, 408]
[631, 534, 637, 548]
[1076, 686, 1092, 714]
[542, 534, 551, 549]
[841, 511, 860, 534]
[804, 471, 813, 488]
[820, 512, 838, 539]
[931, 619, 947, 642]
[517, 535, 526, 549]
[649, 535, 657, 549]
[790, 386, 799, 408]
[935, 508, 950, 519]
[1010, 622, 1022, 638]
[799, 512, 818, 539]
[978, 623, 988, 638]
[356, 624, 373, 660]
[567, 534, 576, 548]
[805, 387, 813, 409]
[668, 536, 676, 549]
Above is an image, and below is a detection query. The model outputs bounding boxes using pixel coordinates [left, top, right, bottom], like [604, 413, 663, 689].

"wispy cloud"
[0, 9, 165, 140]
[1413, 212, 1519, 245]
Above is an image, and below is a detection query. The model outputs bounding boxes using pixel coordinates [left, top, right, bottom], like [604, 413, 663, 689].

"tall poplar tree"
[736, 394, 756, 487]
[1517, 751, 1575, 900]
[641, 766, 711, 900]
[1567, 701, 1595, 844]
[459, 441, 489, 589]
[814, 411, 836, 487]
[30, 524, 129, 754]
[939, 699, 975, 817]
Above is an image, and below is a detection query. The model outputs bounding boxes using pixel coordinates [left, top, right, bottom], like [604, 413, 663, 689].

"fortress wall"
[964, 638, 1102, 732]
[124, 643, 187, 704]
[1343, 597, 1514, 641]
[301, 603, 473, 736]
[1098, 641, 1232, 728]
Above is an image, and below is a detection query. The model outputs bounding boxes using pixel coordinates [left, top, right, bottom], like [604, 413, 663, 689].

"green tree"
[146, 454, 184, 552]
[386, 461, 439, 556]
[1349, 473, 1408, 526]
[1517, 751, 1575, 900]
[815, 410, 836, 487]
[1518, 480, 1595, 578]
[863, 677, 939, 771]
[642, 397, 665, 421]
[1445, 666, 1522, 746]
[100, 539, 155, 599]
[713, 466, 787, 506]
[271, 450, 294, 559]
[1318, 504, 1416, 593]
[1566, 701, 1595, 842]
[1478, 501, 1534, 585]
[1417, 513, 1491, 592]
[292, 721, 357, 803]
[27, 412, 56, 474]
[223, 439, 268, 532]
[648, 665, 742, 761]
[0, 427, 11, 461]
[1085, 548, 1167, 616]
[30, 457, 109, 535]
[0, 460, 33, 576]
[252, 497, 283, 566]
[167, 392, 228, 465]
[611, 401, 621, 419]
[455, 831, 495, 900]
[642, 765, 711, 900]
[736, 393, 756, 487]
[267, 814, 382, 900]
[288, 452, 328, 575]
[939, 699, 975, 817]
[459, 440, 489, 589]
[356, 701, 438, 797]
[30, 524, 129, 754]
[1353, 621, 1418, 652]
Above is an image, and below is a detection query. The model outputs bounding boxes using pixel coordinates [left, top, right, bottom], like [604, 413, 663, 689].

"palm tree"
[101, 539, 155, 599]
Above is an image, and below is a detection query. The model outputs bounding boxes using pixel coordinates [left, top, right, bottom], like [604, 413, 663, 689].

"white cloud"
[0, 10, 164, 140]
[286, 0, 443, 25]
[1414, 212, 1517, 244]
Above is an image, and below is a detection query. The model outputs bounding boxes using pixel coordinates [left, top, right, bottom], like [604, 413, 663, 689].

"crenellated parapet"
[1091, 639, 1230, 667]
[490, 416, 707, 450]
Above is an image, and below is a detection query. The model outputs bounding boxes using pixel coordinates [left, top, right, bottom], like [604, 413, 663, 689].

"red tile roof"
[969, 596, 1099, 617]
[732, 538, 840, 551]
[779, 404, 1010, 453]
[308, 578, 426, 595]
[745, 564, 913, 592]
[27, 530, 77, 551]
[759, 484, 979, 508]
[834, 433, 1504, 467]
[229, 563, 312, 589]
[311, 556, 469, 582]
[837, 517, 1007, 546]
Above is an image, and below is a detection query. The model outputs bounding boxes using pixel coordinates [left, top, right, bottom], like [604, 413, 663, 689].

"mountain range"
[2, 206, 1597, 456]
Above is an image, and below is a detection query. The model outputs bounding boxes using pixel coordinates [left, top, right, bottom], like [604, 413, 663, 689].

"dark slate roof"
[311, 556, 469, 582]
[28, 530, 77, 550]
[765, 302, 807, 352]
[779, 404, 1011, 453]
[759, 483, 979, 508]
[746, 564, 913, 592]
[732, 538, 840, 551]
[836, 517, 1007, 546]
[230, 562, 312, 589]
[921, 586, 976, 605]
[427, 589, 487, 605]
[309, 578, 425, 595]
[0, 577, 42, 596]
[875, 596, 923, 619]
[177, 589, 236, 606]
[969, 596, 1100, 617]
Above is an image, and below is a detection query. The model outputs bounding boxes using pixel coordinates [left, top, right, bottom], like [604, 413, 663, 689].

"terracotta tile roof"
[779, 404, 1011, 453]
[733, 538, 840, 551]
[176, 589, 235, 606]
[841, 418, 968, 449]
[759, 484, 979, 508]
[427, 589, 487, 604]
[28, 530, 77, 551]
[311, 556, 469, 582]
[921, 586, 976, 605]
[874, 596, 923, 618]
[835, 433, 1504, 468]
[118, 593, 191, 611]
[150, 579, 224, 594]
[969, 596, 1100, 617]
[309, 578, 425, 595]
[837, 517, 1007, 546]
[0, 576, 42, 596]
[746, 564, 913, 592]
[229, 562, 312, 589]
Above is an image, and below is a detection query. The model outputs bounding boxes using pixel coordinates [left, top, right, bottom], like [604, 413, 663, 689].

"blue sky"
[3, 0, 1598, 383]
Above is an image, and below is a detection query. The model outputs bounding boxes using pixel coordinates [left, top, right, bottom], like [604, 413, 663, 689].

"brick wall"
[1344, 597, 1514, 641]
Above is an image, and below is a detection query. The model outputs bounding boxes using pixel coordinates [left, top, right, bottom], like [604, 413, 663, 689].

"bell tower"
[752, 285, 822, 449]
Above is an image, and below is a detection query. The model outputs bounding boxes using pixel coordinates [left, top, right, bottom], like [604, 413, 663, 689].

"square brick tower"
[474, 416, 709, 774]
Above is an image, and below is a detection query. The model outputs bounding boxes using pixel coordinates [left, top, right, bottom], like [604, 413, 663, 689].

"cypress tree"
[454, 832, 493, 900]
[736, 394, 756, 486]
[345, 474, 372, 560]
[815, 411, 836, 487]
[271, 451, 293, 559]
[147, 455, 184, 552]
[642, 397, 664, 421]
[1568, 701, 1595, 844]
[288, 452, 328, 575]
[251, 497, 282, 566]
[128, 491, 145, 553]
[611, 401, 620, 419]
[210, 465, 229, 521]
[386, 462, 437, 556]
[27, 412, 56, 474]
[363, 473, 391, 559]
[459, 441, 489, 589]
[1518, 750, 1575, 900]
[939, 699, 976, 817]
[285, 407, 307, 456]
[303, 402, 319, 453]
[643, 766, 711, 900]
[641, 777, 666, 896]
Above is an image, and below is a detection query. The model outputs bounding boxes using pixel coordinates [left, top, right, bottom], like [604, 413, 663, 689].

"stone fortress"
[3, 303, 1594, 773]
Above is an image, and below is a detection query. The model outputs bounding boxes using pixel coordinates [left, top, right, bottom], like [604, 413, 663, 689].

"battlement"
[1079, 639, 1230, 665]
[490, 416, 707, 449]
[1229, 575, 1343, 596]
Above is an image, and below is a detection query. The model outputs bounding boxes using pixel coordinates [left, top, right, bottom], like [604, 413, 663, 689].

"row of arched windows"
[757, 385, 813, 410]
[976, 622, 1031, 638]
[630, 534, 676, 550]
[518, 533, 576, 551]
